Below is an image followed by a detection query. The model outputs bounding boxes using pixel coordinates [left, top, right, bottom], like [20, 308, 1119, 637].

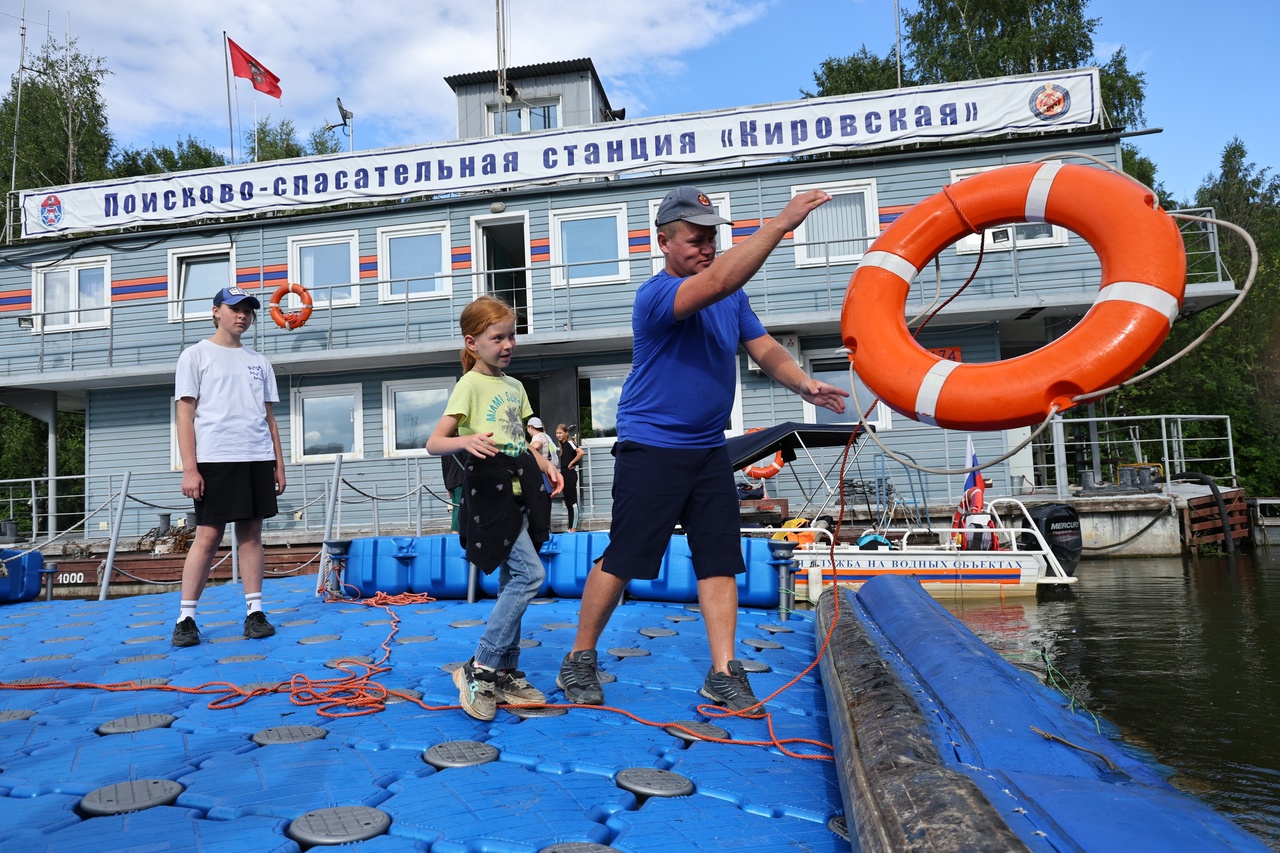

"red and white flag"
[228, 38, 282, 99]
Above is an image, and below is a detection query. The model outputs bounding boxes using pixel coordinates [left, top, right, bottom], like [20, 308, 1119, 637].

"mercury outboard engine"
[1021, 504, 1083, 577]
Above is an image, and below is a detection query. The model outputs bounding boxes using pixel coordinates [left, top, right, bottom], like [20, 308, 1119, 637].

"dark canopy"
[725, 421, 872, 470]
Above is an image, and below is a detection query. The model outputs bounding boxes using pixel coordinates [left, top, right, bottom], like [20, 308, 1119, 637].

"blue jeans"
[474, 515, 546, 670]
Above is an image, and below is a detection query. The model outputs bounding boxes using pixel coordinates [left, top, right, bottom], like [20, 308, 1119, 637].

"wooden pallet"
[1181, 488, 1251, 551]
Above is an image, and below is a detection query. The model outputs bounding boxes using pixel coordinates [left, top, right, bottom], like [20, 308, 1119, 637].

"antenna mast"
[4, 2, 28, 243]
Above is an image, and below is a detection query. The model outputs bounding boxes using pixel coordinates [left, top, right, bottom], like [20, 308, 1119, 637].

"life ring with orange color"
[740, 428, 787, 479]
[270, 283, 313, 330]
[841, 163, 1186, 431]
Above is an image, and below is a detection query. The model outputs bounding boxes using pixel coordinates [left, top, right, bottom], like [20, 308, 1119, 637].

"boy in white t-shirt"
[171, 286, 286, 647]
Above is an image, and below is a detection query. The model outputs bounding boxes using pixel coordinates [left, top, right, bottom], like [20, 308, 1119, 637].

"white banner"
[21, 69, 1100, 239]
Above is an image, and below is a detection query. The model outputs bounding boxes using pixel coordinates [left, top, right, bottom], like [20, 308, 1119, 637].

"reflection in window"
[807, 360, 891, 430]
[380, 225, 448, 301]
[170, 248, 232, 320]
[577, 368, 627, 441]
[289, 232, 358, 306]
[292, 383, 363, 461]
[37, 259, 109, 329]
[551, 205, 626, 286]
[490, 101, 558, 135]
[384, 380, 451, 456]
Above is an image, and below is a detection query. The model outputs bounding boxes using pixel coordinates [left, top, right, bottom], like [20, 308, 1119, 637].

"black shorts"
[601, 441, 745, 581]
[193, 460, 279, 525]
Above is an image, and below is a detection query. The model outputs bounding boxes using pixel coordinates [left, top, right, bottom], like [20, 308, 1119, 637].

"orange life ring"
[740, 428, 787, 479]
[270, 282, 313, 330]
[841, 163, 1186, 431]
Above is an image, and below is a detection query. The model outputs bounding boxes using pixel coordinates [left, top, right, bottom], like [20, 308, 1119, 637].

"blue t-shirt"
[616, 270, 767, 448]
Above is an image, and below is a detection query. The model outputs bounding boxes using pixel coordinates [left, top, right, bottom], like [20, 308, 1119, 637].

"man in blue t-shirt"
[557, 185, 848, 715]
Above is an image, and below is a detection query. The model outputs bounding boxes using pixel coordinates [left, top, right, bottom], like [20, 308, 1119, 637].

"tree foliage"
[0, 34, 113, 191]
[810, 0, 1146, 131]
[110, 135, 227, 178]
[245, 117, 342, 162]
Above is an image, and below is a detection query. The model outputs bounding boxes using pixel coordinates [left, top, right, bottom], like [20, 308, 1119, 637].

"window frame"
[950, 163, 1069, 254]
[290, 382, 364, 463]
[167, 243, 235, 322]
[549, 203, 630, 288]
[376, 222, 452, 303]
[792, 179, 879, 267]
[647, 192, 732, 276]
[287, 230, 360, 309]
[802, 350, 893, 431]
[488, 96, 561, 135]
[31, 254, 111, 333]
[381, 377, 454, 458]
[577, 363, 630, 447]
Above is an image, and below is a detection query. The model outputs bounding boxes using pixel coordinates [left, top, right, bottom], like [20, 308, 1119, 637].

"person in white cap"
[171, 286, 286, 647]
[557, 185, 848, 716]
[526, 416, 559, 493]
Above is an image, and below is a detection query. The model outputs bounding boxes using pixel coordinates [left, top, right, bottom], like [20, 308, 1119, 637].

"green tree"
[0, 34, 113, 191]
[245, 117, 343, 162]
[1118, 139, 1280, 494]
[803, 46, 906, 98]
[308, 126, 344, 156]
[109, 135, 227, 178]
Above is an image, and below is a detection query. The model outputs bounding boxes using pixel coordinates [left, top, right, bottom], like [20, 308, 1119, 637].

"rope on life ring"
[841, 162, 1186, 431]
[740, 428, 787, 480]
[270, 283, 313, 330]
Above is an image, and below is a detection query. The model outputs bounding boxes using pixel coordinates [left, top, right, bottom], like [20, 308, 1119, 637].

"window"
[33, 256, 110, 331]
[550, 204, 628, 287]
[288, 232, 359, 308]
[577, 365, 630, 444]
[804, 353, 893, 431]
[489, 99, 559, 135]
[168, 245, 234, 321]
[291, 383, 363, 462]
[793, 180, 878, 267]
[377, 223, 450, 302]
[382, 379, 452, 457]
[950, 164, 1069, 254]
[647, 193, 732, 275]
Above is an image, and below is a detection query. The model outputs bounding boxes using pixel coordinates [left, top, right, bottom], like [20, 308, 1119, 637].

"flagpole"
[223, 32, 234, 164]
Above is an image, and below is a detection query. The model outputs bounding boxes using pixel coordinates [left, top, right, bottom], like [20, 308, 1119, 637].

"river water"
[943, 547, 1280, 849]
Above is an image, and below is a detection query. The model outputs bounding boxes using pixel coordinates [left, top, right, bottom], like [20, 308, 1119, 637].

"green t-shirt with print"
[444, 371, 532, 458]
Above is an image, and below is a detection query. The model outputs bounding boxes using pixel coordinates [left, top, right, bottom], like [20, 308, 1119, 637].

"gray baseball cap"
[655, 186, 731, 227]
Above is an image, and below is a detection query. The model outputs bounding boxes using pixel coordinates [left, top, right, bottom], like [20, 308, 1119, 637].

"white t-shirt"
[175, 338, 279, 463]
[529, 430, 558, 468]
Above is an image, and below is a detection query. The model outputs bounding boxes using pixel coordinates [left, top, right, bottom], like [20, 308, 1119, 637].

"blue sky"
[1, 0, 1272, 203]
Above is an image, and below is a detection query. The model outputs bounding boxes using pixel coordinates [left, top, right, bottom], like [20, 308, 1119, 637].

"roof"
[443, 57, 603, 90]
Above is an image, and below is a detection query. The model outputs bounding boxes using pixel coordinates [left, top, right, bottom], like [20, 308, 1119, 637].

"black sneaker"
[454, 659, 498, 721]
[243, 611, 276, 639]
[171, 616, 200, 648]
[493, 669, 546, 705]
[700, 659, 765, 717]
[556, 649, 604, 704]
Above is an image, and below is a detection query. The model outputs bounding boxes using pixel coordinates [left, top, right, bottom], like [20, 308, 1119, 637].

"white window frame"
[381, 378, 453, 458]
[577, 363, 630, 447]
[287, 231, 360, 308]
[167, 243, 235, 322]
[950, 163, 1069, 254]
[647, 193, 732, 276]
[488, 96, 561, 135]
[549, 203, 629, 288]
[376, 222, 451, 303]
[792, 179, 879, 267]
[290, 382, 364, 463]
[31, 255, 111, 332]
[803, 349, 893, 431]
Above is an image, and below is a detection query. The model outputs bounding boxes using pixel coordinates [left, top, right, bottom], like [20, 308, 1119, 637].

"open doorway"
[472, 211, 530, 333]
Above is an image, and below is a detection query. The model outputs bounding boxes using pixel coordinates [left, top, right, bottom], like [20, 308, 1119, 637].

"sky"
[1, 0, 1273, 203]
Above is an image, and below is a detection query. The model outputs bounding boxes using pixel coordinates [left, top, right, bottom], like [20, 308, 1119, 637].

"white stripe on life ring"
[914, 358, 962, 426]
[1025, 162, 1063, 222]
[1095, 281, 1181, 327]
[857, 250, 919, 286]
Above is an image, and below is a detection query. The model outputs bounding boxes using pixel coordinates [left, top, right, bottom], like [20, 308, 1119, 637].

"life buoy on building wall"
[270, 283, 313, 330]
[841, 163, 1186, 431]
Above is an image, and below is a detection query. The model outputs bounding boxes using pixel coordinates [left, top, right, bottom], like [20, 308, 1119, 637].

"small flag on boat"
[963, 435, 980, 494]
[228, 38, 282, 98]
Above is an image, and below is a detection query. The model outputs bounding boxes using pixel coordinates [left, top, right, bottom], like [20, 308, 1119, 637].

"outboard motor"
[1021, 504, 1083, 576]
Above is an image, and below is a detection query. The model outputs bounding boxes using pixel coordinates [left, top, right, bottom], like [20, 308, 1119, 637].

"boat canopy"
[724, 422, 872, 471]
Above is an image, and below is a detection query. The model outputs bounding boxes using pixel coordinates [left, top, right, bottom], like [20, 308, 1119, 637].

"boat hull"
[796, 546, 1058, 600]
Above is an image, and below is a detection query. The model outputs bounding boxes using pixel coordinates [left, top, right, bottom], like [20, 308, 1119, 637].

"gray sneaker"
[556, 649, 604, 704]
[699, 659, 765, 717]
[171, 616, 200, 648]
[493, 669, 546, 704]
[454, 659, 497, 721]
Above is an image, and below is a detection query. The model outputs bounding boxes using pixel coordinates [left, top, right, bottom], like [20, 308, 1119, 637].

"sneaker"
[700, 660, 765, 717]
[243, 611, 276, 639]
[556, 649, 604, 705]
[454, 659, 498, 721]
[171, 616, 200, 648]
[493, 669, 546, 705]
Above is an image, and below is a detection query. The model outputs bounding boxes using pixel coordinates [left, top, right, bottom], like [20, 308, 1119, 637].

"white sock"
[245, 592, 263, 615]
[177, 600, 197, 623]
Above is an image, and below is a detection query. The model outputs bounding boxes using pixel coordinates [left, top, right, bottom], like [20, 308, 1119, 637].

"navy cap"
[213, 286, 260, 309]
[655, 186, 731, 227]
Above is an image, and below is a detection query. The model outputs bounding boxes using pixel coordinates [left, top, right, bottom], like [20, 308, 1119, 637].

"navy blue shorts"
[193, 460, 279, 526]
[601, 441, 745, 581]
